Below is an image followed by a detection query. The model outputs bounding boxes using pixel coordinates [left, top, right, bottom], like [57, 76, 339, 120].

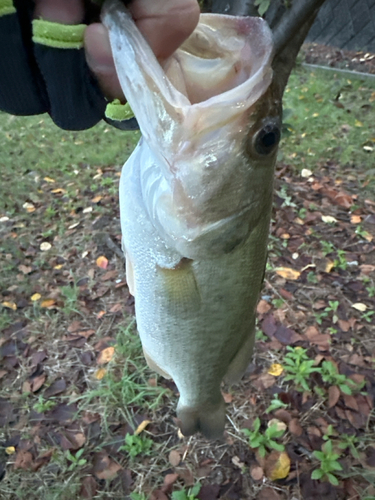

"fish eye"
[254, 124, 281, 155]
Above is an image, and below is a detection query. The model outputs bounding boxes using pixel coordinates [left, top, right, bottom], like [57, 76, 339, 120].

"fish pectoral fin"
[224, 326, 256, 385]
[143, 349, 172, 379]
[156, 258, 201, 317]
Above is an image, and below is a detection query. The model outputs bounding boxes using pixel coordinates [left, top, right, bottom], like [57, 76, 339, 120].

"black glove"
[0, 0, 138, 131]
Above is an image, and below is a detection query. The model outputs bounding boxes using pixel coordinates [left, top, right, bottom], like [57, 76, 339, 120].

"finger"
[130, 0, 200, 61]
[33, 0, 84, 24]
[84, 22, 124, 102]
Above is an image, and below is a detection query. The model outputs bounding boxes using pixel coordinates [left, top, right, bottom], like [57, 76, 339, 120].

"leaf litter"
[0, 66, 374, 500]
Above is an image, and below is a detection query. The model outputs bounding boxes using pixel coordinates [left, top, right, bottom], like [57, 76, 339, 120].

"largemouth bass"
[103, 0, 282, 439]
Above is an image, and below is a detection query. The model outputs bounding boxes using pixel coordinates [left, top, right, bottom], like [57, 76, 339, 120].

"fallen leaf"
[40, 299, 55, 308]
[250, 465, 264, 481]
[93, 452, 122, 480]
[268, 419, 287, 432]
[169, 450, 181, 467]
[301, 168, 312, 178]
[257, 487, 282, 500]
[40, 242, 52, 251]
[31, 293, 41, 302]
[265, 451, 291, 481]
[23, 202, 35, 213]
[97, 346, 115, 365]
[43, 176, 55, 183]
[2, 301, 17, 311]
[321, 215, 337, 224]
[6, 446, 15, 455]
[30, 374, 46, 392]
[162, 473, 179, 494]
[328, 385, 341, 408]
[150, 491, 169, 500]
[80, 476, 98, 500]
[44, 379, 67, 398]
[257, 299, 272, 314]
[96, 256, 109, 269]
[268, 364, 284, 376]
[275, 267, 301, 280]
[222, 392, 233, 403]
[135, 420, 151, 435]
[95, 368, 106, 380]
[350, 215, 361, 224]
[51, 188, 66, 194]
[251, 373, 276, 390]
[14, 450, 34, 470]
[352, 302, 367, 312]
[325, 260, 335, 273]
[288, 418, 303, 436]
[18, 265, 32, 274]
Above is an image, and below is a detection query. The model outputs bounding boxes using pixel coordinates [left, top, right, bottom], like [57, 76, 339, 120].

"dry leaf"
[6, 446, 15, 455]
[301, 168, 312, 178]
[268, 364, 284, 376]
[31, 293, 41, 302]
[265, 451, 291, 481]
[95, 368, 106, 380]
[40, 299, 55, 308]
[328, 385, 341, 408]
[352, 303, 367, 312]
[135, 420, 151, 435]
[40, 242, 52, 251]
[169, 450, 181, 467]
[222, 392, 233, 403]
[2, 301, 17, 311]
[275, 267, 301, 280]
[250, 465, 264, 481]
[350, 215, 362, 224]
[325, 260, 335, 273]
[43, 176, 55, 183]
[321, 215, 337, 224]
[96, 256, 109, 269]
[97, 347, 115, 365]
[23, 202, 35, 213]
[268, 419, 287, 432]
[288, 418, 303, 436]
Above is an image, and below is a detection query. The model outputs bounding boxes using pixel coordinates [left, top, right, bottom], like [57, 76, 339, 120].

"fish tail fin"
[177, 398, 226, 440]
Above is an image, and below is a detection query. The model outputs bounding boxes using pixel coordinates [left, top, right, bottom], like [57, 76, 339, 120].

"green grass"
[281, 66, 375, 194]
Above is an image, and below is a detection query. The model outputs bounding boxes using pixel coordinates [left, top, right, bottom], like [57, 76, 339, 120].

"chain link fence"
[307, 0, 375, 52]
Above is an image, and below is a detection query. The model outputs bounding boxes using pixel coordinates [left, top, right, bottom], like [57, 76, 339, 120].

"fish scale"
[103, 0, 281, 438]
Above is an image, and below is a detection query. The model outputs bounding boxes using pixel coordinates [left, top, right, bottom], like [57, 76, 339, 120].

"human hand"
[0, 0, 200, 129]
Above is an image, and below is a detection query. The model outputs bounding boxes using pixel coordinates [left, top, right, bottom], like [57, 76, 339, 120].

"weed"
[172, 483, 201, 500]
[362, 310, 375, 323]
[312, 440, 342, 485]
[65, 449, 87, 471]
[255, 329, 268, 342]
[283, 347, 319, 392]
[33, 395, 57, 413]
[266, 395, 288, 414]
[334, 249, 348, 271]
[320, 361, 359, 395]
[242, 417, 285, 458]
[307, 271, 318, 284]
[120, 433, 153, 459]
[272, 298, 285, 309]
[321, 240, 335, 256]
[130, 493, 148, 500]
[61, 282, 80, 315]
[337, 433, 360, 459]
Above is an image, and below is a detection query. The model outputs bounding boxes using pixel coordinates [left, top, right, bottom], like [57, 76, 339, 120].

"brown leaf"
[222, 392, 233, 403]
[250, 465, 264, 481]
[109, 303, 123, 313]
[288, 418, 303, 436]
[97, 346, 115, 365]
[169, 450, 181, 467]
[257, 299, 272, 315]
[328, 385, 341, 408]
[101, 270, 118, 281]
[44, 379, 66, 398]
[161, 473, 179, 494]
[80, 476, 98, 500]
[30, 374, 46, 392]
[338, 319, 351, 332]
[274, 325, 303, 345]
[343, 394, 359, 411]
[177, 466, 194, 486]
[77, 330, 96, 339]
[304, 326, 330, 350]
[150, 491, 169, 500]
[13, 450, 33, 470]
[251, 373, 276, 391]
[256, 486, 282, 500]
[68, 320, 82, 333]
[93, 452, 122, 480]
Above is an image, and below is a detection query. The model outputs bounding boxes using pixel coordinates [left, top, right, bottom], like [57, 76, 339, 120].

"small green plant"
[325, 300, 339, 323]
[337, 433, 360, 459]
[272, 298, 285, 309]
[314, 310, 329, 325]
[283, 346, 319, 392]
[130, 493, 148, 500]
[307, 271, 318, 284]
[266, 395, 288, 414]
[312, 440, 342, 485]
[172, 483, 201, 500]
[120, 433, 154, 459]
[242, 418, 285, 458]
[366, 285, 375, 298]
[33, 395, 56, 413]
[254, 0, 270, 16]
[61, 282, 80, 314]
[65, 448, 87, 471]
[255, 329, 268, 342]
[334, 249, 348, 271]
[320, 361, 359, 395]
[321, 240, 335, 256]
[362, 310, 375, 323]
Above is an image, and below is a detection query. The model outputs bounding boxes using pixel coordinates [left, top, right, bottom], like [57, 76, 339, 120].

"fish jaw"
[103, 0, 281, 438]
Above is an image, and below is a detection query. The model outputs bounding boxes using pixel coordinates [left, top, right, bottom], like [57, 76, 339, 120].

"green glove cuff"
[32, 19, 86, 49]
[0, 0, 16, 17]
[105, 99, 135, 121]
